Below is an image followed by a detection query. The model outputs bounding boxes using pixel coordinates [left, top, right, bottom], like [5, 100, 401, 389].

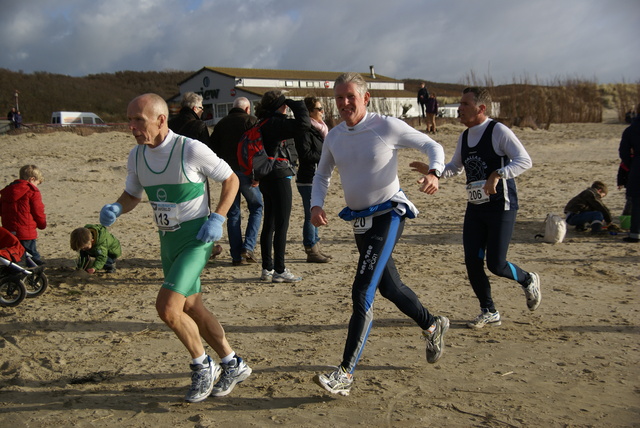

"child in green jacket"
[70, 224, 121, 273]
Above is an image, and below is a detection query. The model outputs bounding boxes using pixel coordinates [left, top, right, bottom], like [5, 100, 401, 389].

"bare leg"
[184, 292, 233, 358]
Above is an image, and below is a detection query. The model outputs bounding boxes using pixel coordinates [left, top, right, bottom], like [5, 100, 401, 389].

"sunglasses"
[314, 107, 324, 111]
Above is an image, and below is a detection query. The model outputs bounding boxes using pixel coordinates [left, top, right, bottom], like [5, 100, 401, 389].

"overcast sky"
[1, 0, 638, 84]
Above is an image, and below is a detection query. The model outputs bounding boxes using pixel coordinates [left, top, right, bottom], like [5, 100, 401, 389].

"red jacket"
[0, 179, 47, 240]
[0, 226, 25, 262]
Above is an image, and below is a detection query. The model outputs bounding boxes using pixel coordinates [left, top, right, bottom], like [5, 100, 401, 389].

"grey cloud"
[0, 0, 637, 83]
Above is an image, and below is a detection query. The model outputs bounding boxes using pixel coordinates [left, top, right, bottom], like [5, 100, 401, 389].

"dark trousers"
[341, 211, 434, 374]
[629, 195, 640, 238]
[463, 209, 528, 311]
[259, 177, 293, 273]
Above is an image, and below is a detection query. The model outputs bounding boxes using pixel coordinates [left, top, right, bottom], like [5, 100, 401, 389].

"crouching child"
[70, 224, 121, 273]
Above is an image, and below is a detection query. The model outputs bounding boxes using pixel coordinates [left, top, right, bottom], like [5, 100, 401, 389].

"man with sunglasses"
[169, 92, 210, 144]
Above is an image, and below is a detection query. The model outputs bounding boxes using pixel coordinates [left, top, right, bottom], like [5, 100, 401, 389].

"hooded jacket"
[79, 224, 122, 270]
[259, 99, 310, 180]
[0, 179, 47, 240]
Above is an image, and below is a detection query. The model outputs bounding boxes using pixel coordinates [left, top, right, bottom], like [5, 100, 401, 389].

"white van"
[51, 111, 106, 126]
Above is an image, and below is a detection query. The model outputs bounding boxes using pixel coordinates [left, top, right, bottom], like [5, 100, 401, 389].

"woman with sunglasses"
[294, 97, 332, 263]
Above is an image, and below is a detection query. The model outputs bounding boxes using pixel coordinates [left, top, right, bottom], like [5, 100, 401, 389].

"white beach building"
[167, 66, 420, 126]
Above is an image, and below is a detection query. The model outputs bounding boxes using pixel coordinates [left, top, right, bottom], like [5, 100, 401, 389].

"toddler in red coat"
[0, 165, 47, 265]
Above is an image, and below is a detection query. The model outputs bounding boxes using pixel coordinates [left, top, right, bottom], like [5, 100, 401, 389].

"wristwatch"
[427, 169, 442, 179]
[496, 168, 506, 178]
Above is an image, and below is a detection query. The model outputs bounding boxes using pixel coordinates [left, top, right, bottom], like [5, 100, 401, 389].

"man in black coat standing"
[209, 97, 263, 265]
[417, 82, 429, 118]
[168, 92, 210, 143]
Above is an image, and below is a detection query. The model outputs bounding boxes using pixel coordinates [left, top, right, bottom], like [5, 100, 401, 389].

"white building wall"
[173, 69, 426, 124]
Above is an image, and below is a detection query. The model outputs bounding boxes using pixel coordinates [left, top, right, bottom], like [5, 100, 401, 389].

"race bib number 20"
[352, 216, 372, 234]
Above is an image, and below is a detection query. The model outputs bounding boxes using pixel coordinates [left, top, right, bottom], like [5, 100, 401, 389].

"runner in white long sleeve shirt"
[311, 72, 450, 396]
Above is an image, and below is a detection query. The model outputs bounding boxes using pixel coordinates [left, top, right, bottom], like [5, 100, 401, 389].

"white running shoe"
[314, 366, 353, 396]
[467, 309, 502, 329]
[210, 356, 252, 397]
[184, 355, 221, 403]
[272, 268, 302, 283]
[260, 269, 274, 281]
[522, 272, 541, 311]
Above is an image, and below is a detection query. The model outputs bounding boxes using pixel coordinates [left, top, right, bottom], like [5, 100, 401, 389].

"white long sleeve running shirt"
[311, 112, 445, 212]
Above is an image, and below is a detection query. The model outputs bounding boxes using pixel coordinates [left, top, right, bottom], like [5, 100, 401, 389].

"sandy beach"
[0, 119, 638, 427]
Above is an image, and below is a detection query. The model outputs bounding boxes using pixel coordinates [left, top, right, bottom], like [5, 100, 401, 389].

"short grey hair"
[463, 87, 492, 114]
[334, 72, 368, 96]
[233, 97, 251, 110]
[181, 92, 203, 109]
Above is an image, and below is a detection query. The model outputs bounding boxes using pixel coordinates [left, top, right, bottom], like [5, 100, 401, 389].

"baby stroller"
[0, 227, 48, 307]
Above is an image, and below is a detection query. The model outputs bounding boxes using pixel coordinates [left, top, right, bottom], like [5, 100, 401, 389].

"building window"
[215, 103, 234, 119]
[284, 81, 294, 87]
[216, 104, 228, 118]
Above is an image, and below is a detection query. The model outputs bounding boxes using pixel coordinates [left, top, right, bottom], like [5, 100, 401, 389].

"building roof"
[239, 87, 416, 99]
[178, 66, 402, 85]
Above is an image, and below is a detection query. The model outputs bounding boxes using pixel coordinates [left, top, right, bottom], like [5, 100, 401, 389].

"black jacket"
[209, 107, 257, 171]
[417, 87, 429, 104]
[168, 107, 210, 143]
[294, 124, 324, 184]
[259, 100, 310, 180]
[619, 117, 640, 197]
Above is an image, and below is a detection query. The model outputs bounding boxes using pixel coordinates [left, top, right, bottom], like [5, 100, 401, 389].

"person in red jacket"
[0, 165, 47, 265]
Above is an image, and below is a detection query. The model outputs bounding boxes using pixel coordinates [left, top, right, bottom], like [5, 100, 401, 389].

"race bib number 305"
[352, 216, 372, 234]
[151, 202, 181, 231]
[466, 180, 489, 204]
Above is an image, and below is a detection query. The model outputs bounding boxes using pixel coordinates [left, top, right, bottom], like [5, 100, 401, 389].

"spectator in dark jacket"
[619, 107, 640, 242]
[294, 97, 331, 263]
[14, 111, 23, 129]
[425, 93, 438, 134]
[209, 97, 263, 265]
[564, 181, 612, 234]
[7, 107, 16, 129]
[417, 83, 429, 118]
[254, 90, 310, 283]
[169, 92, 220, 257]
[168, 92, 210, 143]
